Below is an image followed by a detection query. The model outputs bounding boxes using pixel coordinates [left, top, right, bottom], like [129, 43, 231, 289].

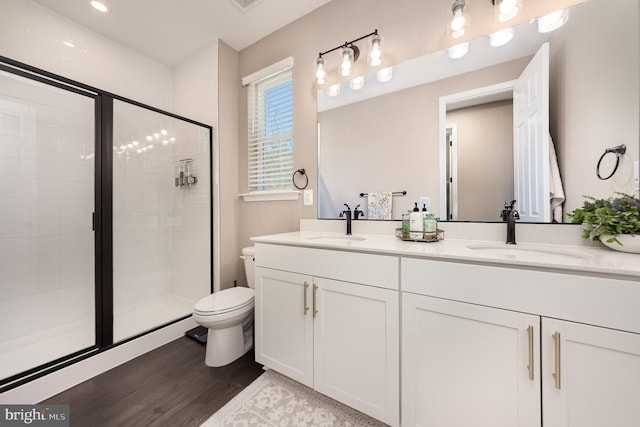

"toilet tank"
[241, 246, 256, 288]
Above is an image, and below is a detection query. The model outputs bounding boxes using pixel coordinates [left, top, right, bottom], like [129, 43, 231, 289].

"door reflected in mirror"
[317, 0, 639, 223]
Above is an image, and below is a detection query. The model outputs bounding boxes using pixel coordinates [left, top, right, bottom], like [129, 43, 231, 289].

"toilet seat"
[194, 287, 255, 316]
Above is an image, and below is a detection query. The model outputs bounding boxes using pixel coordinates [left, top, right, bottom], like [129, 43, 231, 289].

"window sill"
[239, 190, 300, 202]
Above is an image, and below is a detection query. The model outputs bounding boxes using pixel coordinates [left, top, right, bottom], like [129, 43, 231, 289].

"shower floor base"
[0, 294, 196, 384]
[113, 294, 195, 343]
[0, 319, 95, 382]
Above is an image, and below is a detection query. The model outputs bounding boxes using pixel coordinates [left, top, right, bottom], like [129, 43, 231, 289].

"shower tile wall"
[0, 0, 173, 111]
[0, 69, 95, 380]
[171, 121, 211, 303]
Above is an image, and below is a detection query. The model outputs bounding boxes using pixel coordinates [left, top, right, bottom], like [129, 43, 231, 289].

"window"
[246, 61, 293, 193]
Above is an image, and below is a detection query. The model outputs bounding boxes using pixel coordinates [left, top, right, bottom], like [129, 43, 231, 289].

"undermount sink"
[305, 234, 367, 242]
[466, 243, 594, 260]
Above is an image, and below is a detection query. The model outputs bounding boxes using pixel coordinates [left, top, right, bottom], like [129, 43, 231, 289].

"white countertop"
[251, 231, 640, 279]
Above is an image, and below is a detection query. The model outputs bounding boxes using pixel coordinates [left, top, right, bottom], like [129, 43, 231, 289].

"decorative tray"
[395, 228, 444, 243]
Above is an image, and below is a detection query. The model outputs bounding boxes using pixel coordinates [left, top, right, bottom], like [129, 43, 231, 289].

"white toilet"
[193, 246, 256, 367]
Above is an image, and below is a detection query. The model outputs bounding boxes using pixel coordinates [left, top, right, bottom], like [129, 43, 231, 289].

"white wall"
[550, 0, 640, 212]
[0, 0, 173, 109]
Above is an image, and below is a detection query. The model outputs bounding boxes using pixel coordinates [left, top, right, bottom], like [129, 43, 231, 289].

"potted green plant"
[567, 192, 640, 253]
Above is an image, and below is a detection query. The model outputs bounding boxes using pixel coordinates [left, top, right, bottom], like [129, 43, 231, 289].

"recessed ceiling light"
[90, 1, 108, 13]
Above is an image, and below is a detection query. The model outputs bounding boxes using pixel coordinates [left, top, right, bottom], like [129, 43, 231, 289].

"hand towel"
[549, 134, 565, 223]
[367, 192, 393, 220]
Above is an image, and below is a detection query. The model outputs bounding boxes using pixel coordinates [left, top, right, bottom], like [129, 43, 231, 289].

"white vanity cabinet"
[254, 243, 400, 426]
[401, 257, 640, 427]
[542, 318, 640, 427]
[402, 293, 541, 427]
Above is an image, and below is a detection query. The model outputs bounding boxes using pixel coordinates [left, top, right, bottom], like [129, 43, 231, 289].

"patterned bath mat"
[200, 369, 387, 426]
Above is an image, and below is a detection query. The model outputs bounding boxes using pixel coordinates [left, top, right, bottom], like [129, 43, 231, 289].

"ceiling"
[33, 0, 332, 68]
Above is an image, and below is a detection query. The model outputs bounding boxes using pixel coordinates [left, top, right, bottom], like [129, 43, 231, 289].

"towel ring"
[596, 144, 626, 180]
[292, 168, 308, 190]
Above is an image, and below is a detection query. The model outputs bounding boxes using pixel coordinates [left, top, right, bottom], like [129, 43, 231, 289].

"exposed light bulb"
[350, 76, 365, 90]
[500, 0, 516, 13]
[160, 129, 168, 135]
[315, 57, 326, 85]
[367, 34, 382, 67]
[153, 132, 160, 139]
[132, 140, 139, 146]
[340, 48, 353, 77]
[497, 0, 519, 22]
[451, 9, 466, 31]
[146, 135, 153, 142]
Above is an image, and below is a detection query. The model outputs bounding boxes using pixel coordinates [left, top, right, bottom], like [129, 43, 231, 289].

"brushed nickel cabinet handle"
[552, 332, 561, 389]
[527, 325, 534, 381]
[313, 283, 318, 318]
[303, 282, 309, 315]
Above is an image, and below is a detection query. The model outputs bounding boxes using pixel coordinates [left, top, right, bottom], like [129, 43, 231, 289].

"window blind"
[247, 66, 293, 192]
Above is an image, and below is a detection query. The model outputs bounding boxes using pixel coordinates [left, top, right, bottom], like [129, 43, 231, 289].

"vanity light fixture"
[314, 57, 326, 85]
[314, 29, 382, 85]
[447, 42, 469, 59]
[339, 46, 355, 77]
[537, 9, 569, 33]
[350, 76, 365, 90]
[448, 0, 467, 39]
[90, 0, 109, 13]
[489, 27, 514, 47]
[367, 33, 383, 67]
[492, 0, 522, 23]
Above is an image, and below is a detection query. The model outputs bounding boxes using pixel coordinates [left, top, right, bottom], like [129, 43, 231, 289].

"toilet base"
[204, 318, 253, 367]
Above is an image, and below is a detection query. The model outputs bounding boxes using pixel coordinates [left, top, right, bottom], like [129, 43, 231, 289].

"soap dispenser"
[409, 202, 423, 238]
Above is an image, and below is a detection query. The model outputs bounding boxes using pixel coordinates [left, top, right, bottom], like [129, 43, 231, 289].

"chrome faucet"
[500, 200, 520, 244]
[339, 203, 353, 235]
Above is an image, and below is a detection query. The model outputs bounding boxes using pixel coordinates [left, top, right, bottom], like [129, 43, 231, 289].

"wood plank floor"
[43, 336, 264, 427]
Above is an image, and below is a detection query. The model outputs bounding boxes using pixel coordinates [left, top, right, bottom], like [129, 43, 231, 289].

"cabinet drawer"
[401, 257, 640, 334]
[255, 243, 399, 290]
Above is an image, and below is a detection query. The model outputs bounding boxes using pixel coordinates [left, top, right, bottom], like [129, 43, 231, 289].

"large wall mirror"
[317, 0, 639, 223]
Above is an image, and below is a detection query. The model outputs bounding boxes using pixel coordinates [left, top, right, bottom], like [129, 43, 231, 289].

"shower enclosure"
[0, 57, 212, 391]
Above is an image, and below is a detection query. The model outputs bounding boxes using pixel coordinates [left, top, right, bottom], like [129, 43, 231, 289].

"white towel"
[549, 134, 565, 223]
[367, 192, 393, 220]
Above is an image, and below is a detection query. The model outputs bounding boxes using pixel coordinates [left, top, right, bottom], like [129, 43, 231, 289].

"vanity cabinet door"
[542, 318, 640, 427]
[401, 293, 541, 427]
[255, 267, 314, 387]
[313, 277, 399, 426]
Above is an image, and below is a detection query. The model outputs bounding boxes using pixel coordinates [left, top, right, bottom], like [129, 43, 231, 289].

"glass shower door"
[0, 68, 96, 382]
[112, 99, 211, 342]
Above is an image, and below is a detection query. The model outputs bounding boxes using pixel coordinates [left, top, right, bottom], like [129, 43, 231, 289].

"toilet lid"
[194, 287, 255, 315]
